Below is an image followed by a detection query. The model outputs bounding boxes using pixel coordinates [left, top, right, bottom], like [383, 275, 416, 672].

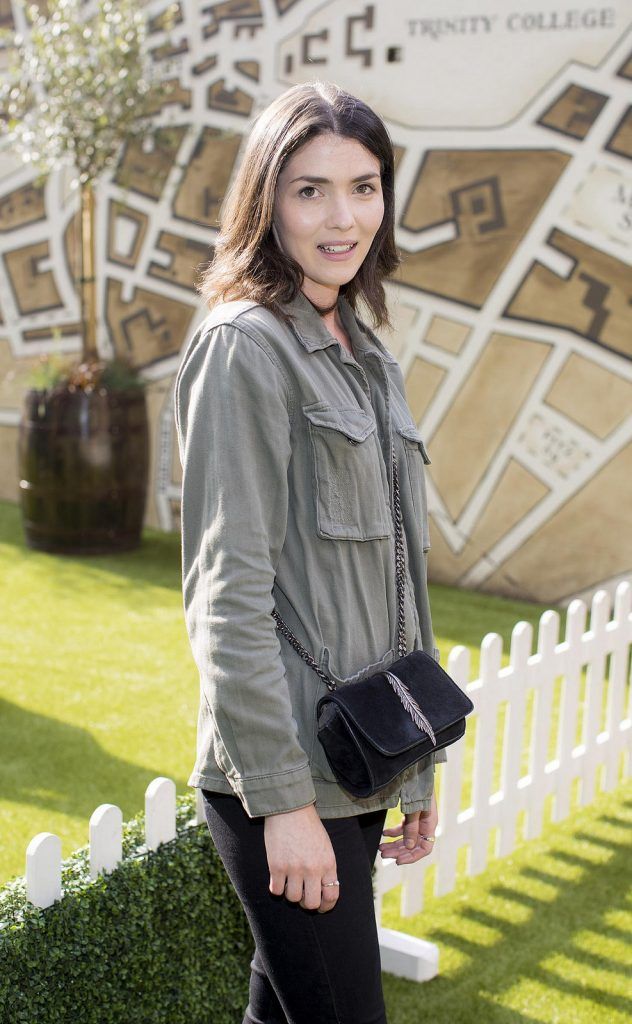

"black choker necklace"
[304, 293, 339, 316]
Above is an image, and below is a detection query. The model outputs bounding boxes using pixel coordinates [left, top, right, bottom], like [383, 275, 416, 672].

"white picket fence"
[21, 777, 178, 911]
[11, 582, 632, 984]
[375, 581, 632, 979]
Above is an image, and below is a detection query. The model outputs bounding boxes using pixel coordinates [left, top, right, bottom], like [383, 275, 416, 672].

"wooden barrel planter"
[18, 386, 149, 555]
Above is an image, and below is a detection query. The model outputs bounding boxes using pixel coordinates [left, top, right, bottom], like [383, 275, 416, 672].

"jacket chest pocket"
[303, 404, 392, 541]
[396, 424, 432, 552]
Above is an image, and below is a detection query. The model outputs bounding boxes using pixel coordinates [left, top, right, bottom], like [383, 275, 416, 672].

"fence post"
[145, 777, 176, 851]
[26, 833, 61, 909]
[581, 590, 610, 805]
[195, 788, 206, 825]
[604, 581, 632, 790]
[470, 631, 502, 875]
[554, 599, 586, 822]
[89, 804, 123, 880]
[525, 609, 559, 840]
[435, 644, 470, 896]
[497, 619, 532, 856]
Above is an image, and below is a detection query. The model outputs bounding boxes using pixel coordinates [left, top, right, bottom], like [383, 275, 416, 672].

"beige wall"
[1, 0, 631, 604]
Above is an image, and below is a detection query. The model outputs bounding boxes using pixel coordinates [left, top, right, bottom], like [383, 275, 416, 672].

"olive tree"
[0, 0, 177, 362]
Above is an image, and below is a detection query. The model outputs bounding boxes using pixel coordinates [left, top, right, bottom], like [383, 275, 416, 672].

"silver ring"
[321, 880, 340, 887]
[419, 834, 436, 844]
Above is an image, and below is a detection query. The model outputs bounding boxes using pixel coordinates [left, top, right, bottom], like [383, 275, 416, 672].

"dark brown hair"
[195, 80, 402, 331]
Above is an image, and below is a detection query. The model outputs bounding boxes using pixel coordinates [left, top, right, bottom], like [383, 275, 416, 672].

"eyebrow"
[288, 172, 381, 185]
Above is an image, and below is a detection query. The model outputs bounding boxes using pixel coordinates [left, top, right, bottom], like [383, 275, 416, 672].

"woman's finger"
[300, 871, 325, 912]
[318, 883, 340, 914]
[283, 871, 305, 904]
[397, 837, 435, 863]
[379, 844, 405, 858]
[379, 832, 436, 860]
[382, 815, 406, 836]
[269, 868, 287, 896]
[401, 817, 423, 849]
[378, 836, 411, 855]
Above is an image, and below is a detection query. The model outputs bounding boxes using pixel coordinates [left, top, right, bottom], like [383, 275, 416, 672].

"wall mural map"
[0, 0, 631, 604]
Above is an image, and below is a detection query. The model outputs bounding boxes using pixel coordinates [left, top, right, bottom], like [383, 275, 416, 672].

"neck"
[303, 291, 339, 317]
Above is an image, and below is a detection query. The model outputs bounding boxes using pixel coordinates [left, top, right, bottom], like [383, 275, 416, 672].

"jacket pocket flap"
[396, 424, 432, 463]
[304, 405, 376, 443]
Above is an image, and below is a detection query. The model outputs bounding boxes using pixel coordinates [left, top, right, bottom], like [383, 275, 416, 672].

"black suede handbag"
[273, 451, 474, 799]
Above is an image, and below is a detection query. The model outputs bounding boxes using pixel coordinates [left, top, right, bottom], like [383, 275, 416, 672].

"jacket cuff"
[399, 754, 435, 814]
[400, 795, 433, 813]
[226, 763, 317, 818]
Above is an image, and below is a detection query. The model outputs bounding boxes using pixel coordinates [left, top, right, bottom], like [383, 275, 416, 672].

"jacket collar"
[281, 289, 397, 364]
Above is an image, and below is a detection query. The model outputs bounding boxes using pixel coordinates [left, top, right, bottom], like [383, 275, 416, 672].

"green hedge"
[0, 793, 255, 1024]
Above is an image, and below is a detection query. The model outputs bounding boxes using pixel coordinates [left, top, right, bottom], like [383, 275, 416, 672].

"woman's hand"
[264, 803, 339, 914]
[378, 789, 438, 865]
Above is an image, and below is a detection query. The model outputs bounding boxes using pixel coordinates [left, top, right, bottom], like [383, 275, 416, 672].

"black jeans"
[201, 789, 389, 1024]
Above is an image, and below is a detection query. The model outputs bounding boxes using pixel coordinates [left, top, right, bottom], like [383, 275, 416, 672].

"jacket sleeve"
[174, 320, 317, 817]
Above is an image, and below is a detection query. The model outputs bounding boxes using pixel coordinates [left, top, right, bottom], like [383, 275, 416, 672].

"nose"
[325, 193, 355, 231]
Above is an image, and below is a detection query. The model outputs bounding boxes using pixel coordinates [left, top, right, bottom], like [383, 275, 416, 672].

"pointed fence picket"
[13, 583, 632, 984]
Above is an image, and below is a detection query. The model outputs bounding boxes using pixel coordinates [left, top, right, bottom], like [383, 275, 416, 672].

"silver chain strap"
[392, 453, 407, 660]
[272, 451, 407, 692]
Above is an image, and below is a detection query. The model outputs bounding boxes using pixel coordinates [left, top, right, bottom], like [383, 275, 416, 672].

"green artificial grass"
[381, 781, 632, 1024]
[0, 499, 194, 885]
[1, 496, 629, 1024]
[0, 497, 558, 885]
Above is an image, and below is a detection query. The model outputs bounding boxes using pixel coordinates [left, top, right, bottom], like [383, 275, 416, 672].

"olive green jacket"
[174, 288, 445, 819]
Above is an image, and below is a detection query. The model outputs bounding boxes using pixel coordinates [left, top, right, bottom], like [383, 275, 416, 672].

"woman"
[174, 80, 445, 1024]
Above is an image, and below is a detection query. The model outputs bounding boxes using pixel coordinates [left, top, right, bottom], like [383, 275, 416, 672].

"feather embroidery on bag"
[384, 671, 437, 744]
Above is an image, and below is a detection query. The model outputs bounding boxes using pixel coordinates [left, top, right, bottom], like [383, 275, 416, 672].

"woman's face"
[272, 132, 385, 306]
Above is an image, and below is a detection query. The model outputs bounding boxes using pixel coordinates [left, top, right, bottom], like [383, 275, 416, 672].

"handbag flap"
[320, 649, 474, 756]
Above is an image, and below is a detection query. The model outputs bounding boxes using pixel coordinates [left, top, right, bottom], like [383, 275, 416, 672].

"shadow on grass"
[383, 803, 632, 1024]
[0, 499, 182, 590]
[0, 696, 188, 823]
